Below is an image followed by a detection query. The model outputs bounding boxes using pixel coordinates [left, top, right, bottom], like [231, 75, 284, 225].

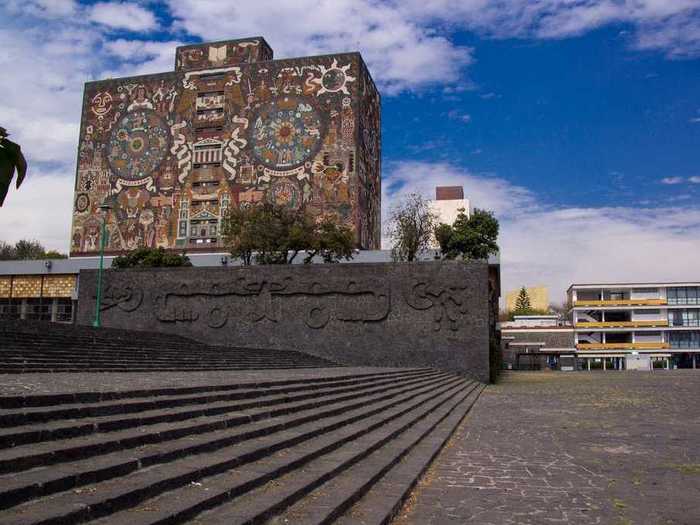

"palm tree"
[0, 126, 28, 207]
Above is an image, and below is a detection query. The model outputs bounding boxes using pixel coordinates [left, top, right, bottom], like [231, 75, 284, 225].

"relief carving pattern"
[403, 280, 472, 331]
[99, 274, 479, 332]
[149, 276, 390, 329]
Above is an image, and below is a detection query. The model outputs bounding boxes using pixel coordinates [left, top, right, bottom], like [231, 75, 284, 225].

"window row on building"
[667, 286, 700, 305]
[0, 298, 74, 323]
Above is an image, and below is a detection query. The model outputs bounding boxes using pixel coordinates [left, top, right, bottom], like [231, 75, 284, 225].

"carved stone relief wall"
[76, 262, 491, 381]
[70, 38, 381, 257]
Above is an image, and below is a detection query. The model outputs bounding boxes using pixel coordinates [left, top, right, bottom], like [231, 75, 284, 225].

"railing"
[574, 299, 667, 307]
[576, 342, 671, 350]
[575, 320, 669, 328]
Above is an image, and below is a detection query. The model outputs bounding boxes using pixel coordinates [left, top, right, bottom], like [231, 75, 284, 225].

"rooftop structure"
[70, 37, 381, 256]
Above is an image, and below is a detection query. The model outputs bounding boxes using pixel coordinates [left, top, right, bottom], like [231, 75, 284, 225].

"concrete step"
[294, 384, 485, 525]
[0, 371, 446, 472]
[0, 372, 452, 513]
[196, 380, 482, 525]
[0, 370, 436, 447]
[0, 355, 336, 367]
[0, 369, 427, 409]
[96, 378, 474, 525]
[3, 364, 341, 375]
[0, 373, 463, 523]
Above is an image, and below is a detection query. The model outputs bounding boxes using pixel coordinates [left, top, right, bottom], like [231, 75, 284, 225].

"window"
[667, 287, 700, 305]
[0, 299, 21, 320]
[668, 309, 700, 326]
[56, 299, 73, 323]
[668, 288, 677, 304]
[670, 331, 700, 349]
[25, 299, 51, 321]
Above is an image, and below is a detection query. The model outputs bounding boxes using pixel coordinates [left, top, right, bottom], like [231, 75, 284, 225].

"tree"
[514, 286, 532, 314]
[0, 241, 14, 260]
[386, 193, 437, 262]
[303, 218, 354, 264]
[435, 208, 499, 261]
[111, 247, 192, 269]
[0, 126, 28, 207]
[13, 239, 45, 260]
[222, 202, 354, 265]
[0, 239, 67, 260]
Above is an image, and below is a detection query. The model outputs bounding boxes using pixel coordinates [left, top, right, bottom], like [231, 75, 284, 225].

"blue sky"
[1, 0, 700, 301]
[385, 25, 700, 207]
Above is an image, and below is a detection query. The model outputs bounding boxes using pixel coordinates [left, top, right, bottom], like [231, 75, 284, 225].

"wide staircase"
[0, 321, 338, 372]
[0, 368, 484, 524]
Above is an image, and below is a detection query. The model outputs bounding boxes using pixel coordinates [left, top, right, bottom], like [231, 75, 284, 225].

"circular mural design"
[75, 193, 90, 213]
[251, 97, 323, 170]
[321, 69, 346, 92]
[107, 110, 169, 181]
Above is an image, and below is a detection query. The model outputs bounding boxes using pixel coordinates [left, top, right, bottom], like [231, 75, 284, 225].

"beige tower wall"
[506, 286, 549, 312]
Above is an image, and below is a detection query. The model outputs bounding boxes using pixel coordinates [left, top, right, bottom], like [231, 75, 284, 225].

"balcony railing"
[575, 320, 669, 328]
[576, 342, 671, 350]
[574, 299, 667, 307]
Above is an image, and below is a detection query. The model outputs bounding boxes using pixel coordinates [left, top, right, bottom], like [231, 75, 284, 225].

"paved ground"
[397, 371, 700, 525]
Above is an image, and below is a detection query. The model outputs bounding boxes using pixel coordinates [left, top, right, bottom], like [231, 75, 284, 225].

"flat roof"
[0, 250, 501, 276]
[568, 282, 700, 292]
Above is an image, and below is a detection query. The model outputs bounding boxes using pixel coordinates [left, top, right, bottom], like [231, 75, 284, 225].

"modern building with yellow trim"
[568, 282, 700, 370]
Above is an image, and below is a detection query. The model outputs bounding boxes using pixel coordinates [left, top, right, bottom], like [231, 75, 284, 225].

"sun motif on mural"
[107, 110, 169, 181]
[251, 97, 324, 170]
[317, 59, 356, 95]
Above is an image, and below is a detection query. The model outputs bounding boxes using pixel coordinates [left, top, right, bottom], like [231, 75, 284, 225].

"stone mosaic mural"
[70, 37, 381, 256]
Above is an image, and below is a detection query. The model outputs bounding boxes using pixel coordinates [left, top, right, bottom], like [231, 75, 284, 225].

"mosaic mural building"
[70, 37, 381, 256]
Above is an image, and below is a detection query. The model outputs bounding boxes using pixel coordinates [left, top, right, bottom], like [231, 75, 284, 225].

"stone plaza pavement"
[397, 371, 700, 525]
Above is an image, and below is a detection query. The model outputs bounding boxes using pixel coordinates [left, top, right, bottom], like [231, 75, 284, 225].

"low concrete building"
[500, 315, 576, 370]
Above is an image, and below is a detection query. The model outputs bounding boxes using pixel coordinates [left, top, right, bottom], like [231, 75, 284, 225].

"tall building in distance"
[429, 185, 471, 226]
[70, 37, 381, 256]
[569, 282, 700, 369]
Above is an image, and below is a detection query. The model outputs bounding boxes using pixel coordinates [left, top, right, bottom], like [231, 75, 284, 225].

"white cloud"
[661, 176, 685, 184]
[166, 0, 474, 94]
[383, 161, 700, 304]
[0, 23, 101, 166]
[88, 2, 158, 32]
[0, 171, 74, 253]
[447, 110, 472, 123]
[3, 0, 78, 19]
[398, 0, 700, 58]
[689, 176, 700, 183]
[103, 39, 184, 77]
[690, 117, 700, 123]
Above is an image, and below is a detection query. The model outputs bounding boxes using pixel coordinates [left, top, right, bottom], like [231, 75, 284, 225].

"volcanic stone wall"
[76, 262, 491, 381]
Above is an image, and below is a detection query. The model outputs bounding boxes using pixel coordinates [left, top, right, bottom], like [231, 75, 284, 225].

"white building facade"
[568, 282, 700, 370]
[429, 186, 472, 226]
